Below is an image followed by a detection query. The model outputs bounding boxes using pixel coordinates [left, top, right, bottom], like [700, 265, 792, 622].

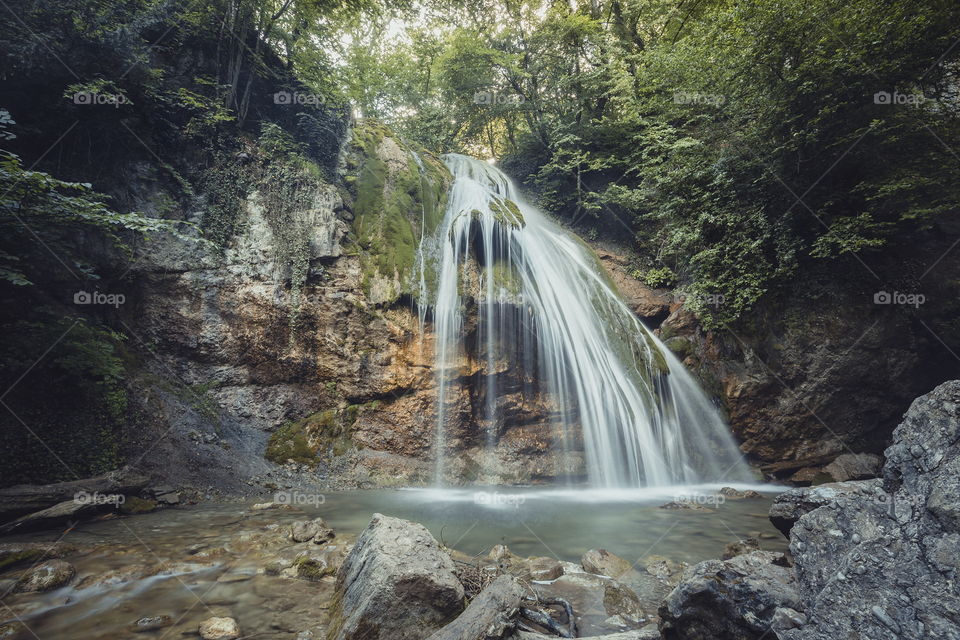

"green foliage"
[175, 80, 235, 138]
[0, 115, 199, 486]
[340, 0, 960, 327]
[0, 150, 194, 286]
[199, 152, 255, 249]
[636, 266, 675, 288]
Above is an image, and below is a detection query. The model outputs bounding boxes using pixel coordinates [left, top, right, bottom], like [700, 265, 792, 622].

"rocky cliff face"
[120, 121, 450, 493]
[122, 122, 594, 492]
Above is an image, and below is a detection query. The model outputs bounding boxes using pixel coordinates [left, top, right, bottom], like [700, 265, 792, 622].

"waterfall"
[417, 153, 751, 488]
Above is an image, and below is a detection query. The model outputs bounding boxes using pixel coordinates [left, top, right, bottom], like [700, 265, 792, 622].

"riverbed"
[0, 484, 786, 639]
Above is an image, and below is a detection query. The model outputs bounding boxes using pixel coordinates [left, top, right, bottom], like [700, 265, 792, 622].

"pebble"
[131, 615, 173, 632]
[199, 616, 240, 640]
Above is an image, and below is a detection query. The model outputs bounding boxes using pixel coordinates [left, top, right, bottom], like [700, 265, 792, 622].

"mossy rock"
[665, 337, 694, 359]
[293, 555, 336, 582]
[120, 496, 158, 515]
[346, 120, 452, 304]
[488, 196, 525, 227]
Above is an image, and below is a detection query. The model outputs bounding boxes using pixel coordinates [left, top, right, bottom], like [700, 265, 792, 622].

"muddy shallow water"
[0, 484, 787, 639]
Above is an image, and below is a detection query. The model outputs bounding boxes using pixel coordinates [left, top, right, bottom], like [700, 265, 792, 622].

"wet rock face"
[329, 513, 465, 640]
[781, 380, 960, 640]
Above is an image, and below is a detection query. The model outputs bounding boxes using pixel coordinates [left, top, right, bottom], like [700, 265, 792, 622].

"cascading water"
[418, 153, 751, 488]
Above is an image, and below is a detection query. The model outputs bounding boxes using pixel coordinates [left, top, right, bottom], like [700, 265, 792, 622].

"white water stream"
[419, 154, 751, 488]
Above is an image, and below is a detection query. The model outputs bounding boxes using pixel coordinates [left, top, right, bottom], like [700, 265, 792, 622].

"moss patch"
[346, 120, 451, 303]
[294, 555, 336, 581]
[266, 420, 319, 464]
[266, 403, 374, 464]
[489, 196, 525, 227]
[665, 337, 694, 359]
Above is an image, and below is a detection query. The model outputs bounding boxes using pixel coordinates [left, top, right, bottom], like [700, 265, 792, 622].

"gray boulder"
[658, 551, 800, 640]
[821, 453, 882, 482]
[582, 549, 633, 578]
[781, 380, 960, 640]
[767, 479, 881, 537]
[289, 517, 334, 543]
[328, 513, 464, 640]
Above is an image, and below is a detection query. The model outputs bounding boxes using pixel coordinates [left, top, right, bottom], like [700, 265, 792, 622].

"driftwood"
[454, 558, 502, 599]
[539, 598, 577, 637]
[429, 575, 525, 640]
[0, 469, 149, 521]
[0, 499, 105, 534]
[515, 594, 577, 639]
[518, 608, 573, 638]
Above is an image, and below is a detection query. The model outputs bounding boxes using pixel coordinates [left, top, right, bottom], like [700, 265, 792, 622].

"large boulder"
[664, 381, 960, 640]
[582, 549, 633, 579]
[658, 551, 800, 640]
[327, 513, 464, 640]
[767, 479, 881, 537]
[781, 380, 960, 640]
